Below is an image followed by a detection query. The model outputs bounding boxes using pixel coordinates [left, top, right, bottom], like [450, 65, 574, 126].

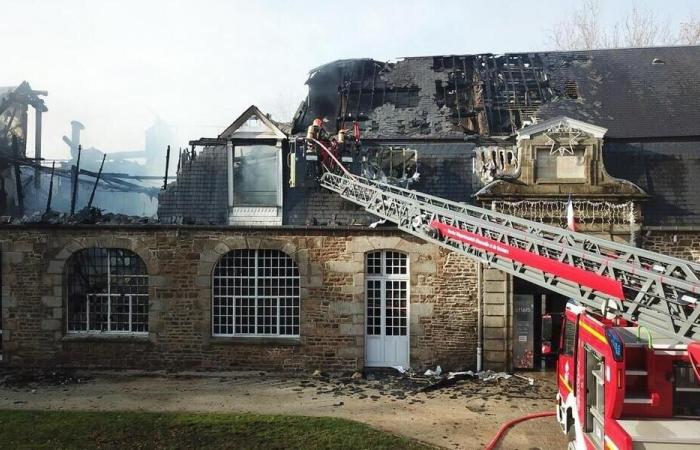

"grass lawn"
[0, 409, 433, 450]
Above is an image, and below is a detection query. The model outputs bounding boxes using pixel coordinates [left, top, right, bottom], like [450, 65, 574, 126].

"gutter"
[477, 262, 483, 372]
[643, 226, 700, 232]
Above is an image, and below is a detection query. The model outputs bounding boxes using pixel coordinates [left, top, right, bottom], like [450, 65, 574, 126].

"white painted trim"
[364, 250, 410, 368]
[517, 116, 608, 140]
[277, 144, 283, 208]
[218, 105, 287, 140]
[226, 141, 234, 210]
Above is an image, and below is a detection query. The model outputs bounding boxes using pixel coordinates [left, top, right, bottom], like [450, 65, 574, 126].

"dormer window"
[218, 106, 287, 226]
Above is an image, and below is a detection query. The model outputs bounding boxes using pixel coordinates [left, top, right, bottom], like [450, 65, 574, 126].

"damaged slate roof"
[292, 46, 700, 140]
[282, 142, 479, 227]
[158, 142, 479, 226]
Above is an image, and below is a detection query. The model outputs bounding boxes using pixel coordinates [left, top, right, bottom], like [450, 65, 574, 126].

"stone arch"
[197, 236, 308, 285]
[43, 235, 162, 338]
[50, 236, 159, 278]
[197, 236, 310, 341]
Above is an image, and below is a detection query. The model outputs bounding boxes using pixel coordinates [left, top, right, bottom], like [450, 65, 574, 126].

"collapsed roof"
[292, 46, 700, 139]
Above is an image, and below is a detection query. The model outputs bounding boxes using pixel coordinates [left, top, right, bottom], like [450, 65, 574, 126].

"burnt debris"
[292, 47, 700, 140]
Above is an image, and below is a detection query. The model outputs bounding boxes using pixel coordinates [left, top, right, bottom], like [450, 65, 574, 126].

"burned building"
[0, 83, 162, 220]
[2, 46, 700, 372]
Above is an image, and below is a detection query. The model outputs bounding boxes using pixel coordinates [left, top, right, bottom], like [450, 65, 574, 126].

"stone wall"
[0, 225, 478, 372]
[641, 231, 700, 262]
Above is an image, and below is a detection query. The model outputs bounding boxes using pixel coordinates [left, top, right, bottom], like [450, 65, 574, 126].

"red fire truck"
[556, 303, 700, 449]
[307, 137, 700, 449]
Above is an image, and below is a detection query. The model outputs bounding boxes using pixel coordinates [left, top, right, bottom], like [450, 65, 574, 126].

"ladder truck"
[304, 138, 700, 450]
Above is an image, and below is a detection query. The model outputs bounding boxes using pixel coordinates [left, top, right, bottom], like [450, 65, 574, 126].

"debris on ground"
[300, 368, 554, 404]
[424, 365, 442, 377]
[513, 373, 535, 385]
[0, 369, 92, 389]
[391, 366, 406, 374]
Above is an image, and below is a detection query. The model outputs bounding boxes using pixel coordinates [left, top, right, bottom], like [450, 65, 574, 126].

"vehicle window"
[562, 319, 576, 356]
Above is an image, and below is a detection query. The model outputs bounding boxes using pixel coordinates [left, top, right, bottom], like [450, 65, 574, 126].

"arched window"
[213, 249, 300, 337]
[65, 248, 149, 334]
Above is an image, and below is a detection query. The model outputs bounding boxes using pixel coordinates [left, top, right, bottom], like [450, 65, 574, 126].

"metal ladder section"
[319, 171, 700, 343]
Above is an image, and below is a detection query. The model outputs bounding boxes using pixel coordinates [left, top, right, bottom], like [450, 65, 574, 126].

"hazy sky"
[3, 0, 699, 160]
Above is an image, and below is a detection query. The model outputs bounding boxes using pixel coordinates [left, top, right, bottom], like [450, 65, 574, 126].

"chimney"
[70, 120, 85, 159]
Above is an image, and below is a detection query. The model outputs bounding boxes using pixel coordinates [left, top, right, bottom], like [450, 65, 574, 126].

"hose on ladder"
[484, 411, 556, 450]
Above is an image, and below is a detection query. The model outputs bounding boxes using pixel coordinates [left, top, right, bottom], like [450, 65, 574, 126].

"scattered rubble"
[299, 369, 555, 404]
[0, 368, 92, 389]
[8, 207, 157, 225]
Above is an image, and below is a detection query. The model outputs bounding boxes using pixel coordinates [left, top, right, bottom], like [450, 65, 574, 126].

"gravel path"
[0, 368, 568, 450]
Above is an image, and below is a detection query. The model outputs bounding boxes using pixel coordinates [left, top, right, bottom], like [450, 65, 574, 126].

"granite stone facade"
[0, 225, 477, 372]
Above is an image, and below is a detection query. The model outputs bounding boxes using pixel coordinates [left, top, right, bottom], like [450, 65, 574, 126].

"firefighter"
[306, 118, 331, 141]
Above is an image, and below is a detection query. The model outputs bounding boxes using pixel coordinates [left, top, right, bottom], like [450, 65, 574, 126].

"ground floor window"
[212, 249, 300, 337]
[65, 248, 149, 334]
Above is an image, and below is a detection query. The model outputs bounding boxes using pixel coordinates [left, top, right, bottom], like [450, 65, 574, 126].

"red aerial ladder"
[306, 138, 700, 450]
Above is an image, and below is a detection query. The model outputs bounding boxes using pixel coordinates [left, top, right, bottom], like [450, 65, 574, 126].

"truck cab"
[556, 302, 700, 450]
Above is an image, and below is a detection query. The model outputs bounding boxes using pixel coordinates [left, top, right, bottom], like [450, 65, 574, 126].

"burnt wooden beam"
[87, 154, 106, 209]
[12, 136, 23, 215]
[70, 144, 81, 215]
[162, 145, 170, 190]
[45, 161, 55, 213]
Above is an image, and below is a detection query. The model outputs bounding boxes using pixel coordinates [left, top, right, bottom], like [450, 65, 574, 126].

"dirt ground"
[0, 368, 568, 450]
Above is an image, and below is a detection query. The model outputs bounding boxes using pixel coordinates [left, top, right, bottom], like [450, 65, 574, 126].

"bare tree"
[548, 0, 606, 51]
[620, 5, 671, 47]
[678, 16, 700, 45]
[546, 0, 683, 50]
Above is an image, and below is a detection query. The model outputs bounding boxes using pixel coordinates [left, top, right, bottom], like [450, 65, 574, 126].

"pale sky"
[3, 0, 699, 160]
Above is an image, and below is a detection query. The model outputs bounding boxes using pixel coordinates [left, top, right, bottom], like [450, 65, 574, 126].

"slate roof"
[285, 142, 478, 226]
[159, 141, 478, 226]
[158, 146, 229, 224]
[604, 140, 700, 226]
[292, 46, 700, 140]
[536, 47, 700, 139]
[161, 47, 700, 227]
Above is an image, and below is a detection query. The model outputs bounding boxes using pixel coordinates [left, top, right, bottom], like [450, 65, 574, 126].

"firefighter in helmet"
[307, 117, 331, 141]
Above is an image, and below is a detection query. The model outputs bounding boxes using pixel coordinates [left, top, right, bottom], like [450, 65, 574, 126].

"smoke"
[232, 145, 279, 207]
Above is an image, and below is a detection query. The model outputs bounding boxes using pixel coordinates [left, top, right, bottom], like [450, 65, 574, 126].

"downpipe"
[477, 262, 483, 372]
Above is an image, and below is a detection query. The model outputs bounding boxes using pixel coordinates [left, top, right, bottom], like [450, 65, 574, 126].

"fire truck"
[303, 137, 700, 449]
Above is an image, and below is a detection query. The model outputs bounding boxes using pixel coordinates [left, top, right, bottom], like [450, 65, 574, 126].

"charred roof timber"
[292, 46, 700, 140]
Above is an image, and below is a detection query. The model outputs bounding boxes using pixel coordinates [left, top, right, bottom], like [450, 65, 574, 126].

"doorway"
[365, 251, 410, 368]
[513, 278, 567, 370]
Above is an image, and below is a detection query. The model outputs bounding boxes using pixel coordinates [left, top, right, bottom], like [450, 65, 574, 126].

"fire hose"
[484, 411, 556, 450]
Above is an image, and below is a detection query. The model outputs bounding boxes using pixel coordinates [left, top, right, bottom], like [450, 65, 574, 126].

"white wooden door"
[365, 251, 409, 368]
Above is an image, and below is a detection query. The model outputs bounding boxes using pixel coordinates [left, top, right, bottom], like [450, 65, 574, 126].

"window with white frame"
[65, 248, 148, 334]
[366, 251, 409, 336]
[212, 249, 300, 337]
[233, 145, 281, 207]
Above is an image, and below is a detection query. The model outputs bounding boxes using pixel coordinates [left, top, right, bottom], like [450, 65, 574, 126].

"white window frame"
[66, 249, 149, 336]
[227, 141, 284, 226]
[82, 293, 148, 334]
[212, 249, 300, 338]
[365, 251, 410, 338]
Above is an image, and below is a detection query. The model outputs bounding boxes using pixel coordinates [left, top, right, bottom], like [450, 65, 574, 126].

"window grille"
[212, 249, 300, 337]
[65, 248, 148, 334]
[365, 251, 409, 336]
